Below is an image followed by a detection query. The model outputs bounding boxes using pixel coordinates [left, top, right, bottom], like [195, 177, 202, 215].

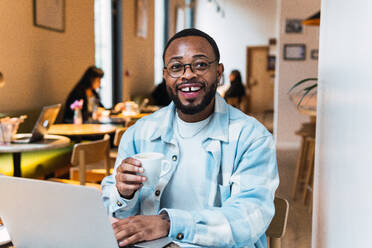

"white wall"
[312, 0, 372, 247]
[275, 0, 320, 148]
[194, 0, 277, 86]
[0, 0, 94, 112]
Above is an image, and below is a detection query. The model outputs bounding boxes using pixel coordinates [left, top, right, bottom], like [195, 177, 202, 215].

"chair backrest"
[266, 196, 289, 248]
[71, 134, 110, 185]
[125, 119, 137, 128]
[113, 127, 128, 147]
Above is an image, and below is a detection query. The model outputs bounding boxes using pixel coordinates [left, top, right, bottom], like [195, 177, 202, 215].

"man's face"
[92, 78, 101, 90]
[163, 36, 223, 115]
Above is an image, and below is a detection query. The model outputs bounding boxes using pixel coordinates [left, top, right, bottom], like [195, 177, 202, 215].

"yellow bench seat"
[0, 145, 73, 178]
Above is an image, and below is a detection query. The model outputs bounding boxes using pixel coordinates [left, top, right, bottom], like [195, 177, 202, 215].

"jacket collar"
[150, 94, 229, 143]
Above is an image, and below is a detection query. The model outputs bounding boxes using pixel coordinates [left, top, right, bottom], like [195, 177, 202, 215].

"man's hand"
[115, 157, 146, 198]
[112, 214, 170, 247]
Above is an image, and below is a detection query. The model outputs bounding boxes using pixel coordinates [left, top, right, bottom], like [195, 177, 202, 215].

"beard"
[167, 79, 218, 115]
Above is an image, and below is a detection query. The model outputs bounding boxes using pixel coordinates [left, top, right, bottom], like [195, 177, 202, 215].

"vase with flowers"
[70, 99, 84, 124]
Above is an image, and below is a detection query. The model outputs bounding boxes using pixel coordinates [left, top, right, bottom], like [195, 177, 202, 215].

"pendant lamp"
[302, 11, 320, 26]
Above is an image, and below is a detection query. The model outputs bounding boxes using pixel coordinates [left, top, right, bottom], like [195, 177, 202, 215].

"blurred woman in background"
[224, 69, 245, 108]
[63, 66, 104, 123]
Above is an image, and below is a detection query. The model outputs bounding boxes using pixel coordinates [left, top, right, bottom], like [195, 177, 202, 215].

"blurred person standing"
[224, 70, 246, 108]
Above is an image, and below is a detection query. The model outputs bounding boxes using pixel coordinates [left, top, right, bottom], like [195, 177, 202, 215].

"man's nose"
[182, 64, 196, 79]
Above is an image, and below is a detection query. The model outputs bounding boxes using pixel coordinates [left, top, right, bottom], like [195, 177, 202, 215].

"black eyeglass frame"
[164, 59, 219, 78]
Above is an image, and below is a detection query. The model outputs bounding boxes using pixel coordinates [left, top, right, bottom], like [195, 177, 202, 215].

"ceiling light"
[302, 11, 320, 26]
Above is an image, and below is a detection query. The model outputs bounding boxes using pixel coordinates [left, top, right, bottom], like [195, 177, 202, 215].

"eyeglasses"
[164, 59, 218, 78]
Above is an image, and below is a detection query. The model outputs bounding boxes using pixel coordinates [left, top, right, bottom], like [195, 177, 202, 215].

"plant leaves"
[297, 84, 317, 106]
[288, 78, 318, 93]
[303, 84, 318, 92]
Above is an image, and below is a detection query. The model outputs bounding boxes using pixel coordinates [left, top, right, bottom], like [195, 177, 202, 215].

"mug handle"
[160, 160, 172, 177]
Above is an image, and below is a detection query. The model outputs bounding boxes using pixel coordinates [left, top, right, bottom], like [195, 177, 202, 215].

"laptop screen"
[29, 104, 61, 142]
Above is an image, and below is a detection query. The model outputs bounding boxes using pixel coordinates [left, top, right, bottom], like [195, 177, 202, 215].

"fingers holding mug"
[115, 157, 145, 198]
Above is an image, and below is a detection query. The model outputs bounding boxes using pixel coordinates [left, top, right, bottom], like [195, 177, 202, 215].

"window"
[94, 0, 113, 108]
[154, 0, 166, 85]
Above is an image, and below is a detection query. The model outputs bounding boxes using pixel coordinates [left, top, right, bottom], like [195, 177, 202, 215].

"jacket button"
[172, 155, 177, 161]
[176, 233, 184, 240]
[155, 189, 161, 196]
[116, 201, 123, 207]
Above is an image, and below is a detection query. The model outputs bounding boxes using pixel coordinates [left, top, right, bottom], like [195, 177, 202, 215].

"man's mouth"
[177, 83, 205, 99]
[179, 86, 202, 92]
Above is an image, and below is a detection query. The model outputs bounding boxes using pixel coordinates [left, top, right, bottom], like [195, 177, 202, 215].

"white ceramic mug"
[133, 152, 172, 187]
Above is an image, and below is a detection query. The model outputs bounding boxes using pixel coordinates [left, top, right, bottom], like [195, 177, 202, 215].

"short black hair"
[162, 28, 220, 64]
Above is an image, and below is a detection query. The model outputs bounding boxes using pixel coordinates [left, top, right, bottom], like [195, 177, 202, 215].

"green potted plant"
[288, 77, 318, 112]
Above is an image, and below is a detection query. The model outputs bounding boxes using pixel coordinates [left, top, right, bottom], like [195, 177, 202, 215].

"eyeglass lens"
[166, 59, 216, 78]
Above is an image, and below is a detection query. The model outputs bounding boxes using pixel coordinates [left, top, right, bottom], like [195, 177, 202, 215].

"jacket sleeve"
[101, 126, 141, 218]
[161, 134, 279, 248]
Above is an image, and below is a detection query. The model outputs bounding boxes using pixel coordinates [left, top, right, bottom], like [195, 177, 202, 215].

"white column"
[313, 0, 372, 247]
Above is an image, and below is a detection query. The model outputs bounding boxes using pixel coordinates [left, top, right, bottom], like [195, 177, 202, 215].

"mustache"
[175, 79, 206, 90]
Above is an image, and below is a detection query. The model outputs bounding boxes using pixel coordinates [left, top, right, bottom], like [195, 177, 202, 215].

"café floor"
[276, 148, 312, 248]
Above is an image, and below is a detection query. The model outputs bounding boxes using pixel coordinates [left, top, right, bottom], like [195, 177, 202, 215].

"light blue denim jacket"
[101, 94, 279, 248]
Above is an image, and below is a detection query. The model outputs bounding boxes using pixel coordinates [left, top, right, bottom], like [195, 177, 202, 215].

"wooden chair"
[125, 119, 137, 128]
[109, 127, 128, 160]
[50, 134, 111, 187]
[266, 197, 289, 248]
[302, 136, 316, 212]
[69, 134, 111, 185]
[292, 122, 316, 200]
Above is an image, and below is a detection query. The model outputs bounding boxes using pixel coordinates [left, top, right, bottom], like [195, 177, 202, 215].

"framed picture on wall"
[33, 0, 65, 32]
[285, 19, 303, 33]
[311, 49, 319, 60]
[283, 44, 306, 60]
[267, 55, 276, 71]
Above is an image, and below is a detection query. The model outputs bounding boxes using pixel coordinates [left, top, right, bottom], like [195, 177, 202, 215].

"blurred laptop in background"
[12, 104, 61, 144]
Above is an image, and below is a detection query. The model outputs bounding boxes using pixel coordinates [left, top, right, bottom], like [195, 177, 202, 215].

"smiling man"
[101, 28, 279, 248]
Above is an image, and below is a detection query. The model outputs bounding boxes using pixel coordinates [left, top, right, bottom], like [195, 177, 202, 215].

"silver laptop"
[13, 104, 61, 144]
[0, 176, 173, 248]
[0, 176, 117, 248]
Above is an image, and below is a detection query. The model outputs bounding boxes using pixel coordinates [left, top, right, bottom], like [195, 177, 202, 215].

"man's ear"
[217, 63, 224, 80]
[163, 68, 167, 79]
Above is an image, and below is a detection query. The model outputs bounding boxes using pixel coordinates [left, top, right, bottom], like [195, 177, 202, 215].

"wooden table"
[48, 124, 117, 137]
[0, 134, 70, 177]
[110, 113, 150, 121]
[109, 113, 151, 128]
[123, 113, 151, 119]
[298, 107, 316, 123]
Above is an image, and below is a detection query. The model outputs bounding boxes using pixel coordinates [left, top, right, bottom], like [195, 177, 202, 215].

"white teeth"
[180, 86, 201, 92]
